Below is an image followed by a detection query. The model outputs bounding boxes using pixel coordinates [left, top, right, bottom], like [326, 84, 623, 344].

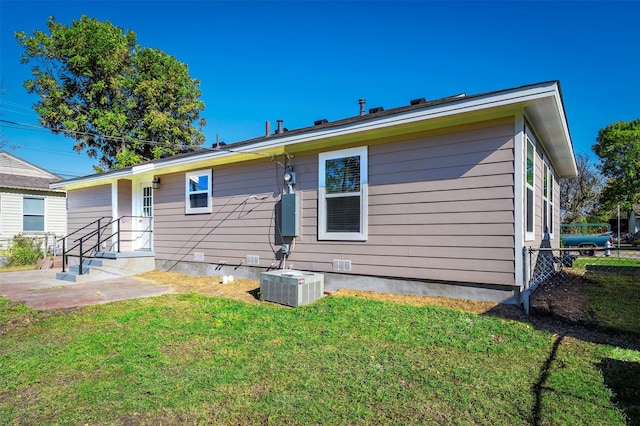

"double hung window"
[525, 133, 535, 241]
[543, 160, 555, 238]
[23, 197, 45, 231]
[318, 146, 368, 240]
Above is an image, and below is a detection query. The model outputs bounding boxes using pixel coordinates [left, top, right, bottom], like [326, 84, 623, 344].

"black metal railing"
[58, 216, 153, 275]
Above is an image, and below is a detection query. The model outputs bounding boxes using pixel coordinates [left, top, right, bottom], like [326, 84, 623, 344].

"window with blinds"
[318, 146, 368, 240]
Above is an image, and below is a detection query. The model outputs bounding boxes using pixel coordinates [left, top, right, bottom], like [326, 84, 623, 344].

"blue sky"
[1, 1, 639, 178]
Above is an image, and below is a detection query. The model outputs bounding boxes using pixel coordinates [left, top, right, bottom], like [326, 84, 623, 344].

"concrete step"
[82, 258, 104, 268]
[56, 271, 94, 282]
[69, 265, 91, 275]
[57, 251, 156, 283]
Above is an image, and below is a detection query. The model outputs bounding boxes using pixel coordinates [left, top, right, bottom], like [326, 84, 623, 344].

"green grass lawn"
[569, 256, 640, 334]
[573, 256, 640, 269]
[1, 293, 638, 425]
[0, 264, 38, 272]
[585, 273, 640, 335]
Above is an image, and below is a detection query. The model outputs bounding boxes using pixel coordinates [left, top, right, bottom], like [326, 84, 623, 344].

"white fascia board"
[49, 169, 131, 190]
[132, 163, 155, 174]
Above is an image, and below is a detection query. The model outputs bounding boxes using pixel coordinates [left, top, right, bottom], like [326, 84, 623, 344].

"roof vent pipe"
[276, 119, 283, 134]
[359, 98, 366, 116]
[265, 121, 271, 137]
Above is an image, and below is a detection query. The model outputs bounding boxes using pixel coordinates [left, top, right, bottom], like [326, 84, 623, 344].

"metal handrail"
[56, 216, 112, 244]
[60, 215, 153, 275]
[61, 216, 118, 274]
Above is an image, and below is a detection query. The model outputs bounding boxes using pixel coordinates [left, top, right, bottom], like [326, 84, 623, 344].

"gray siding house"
[52, 81, 576, 303]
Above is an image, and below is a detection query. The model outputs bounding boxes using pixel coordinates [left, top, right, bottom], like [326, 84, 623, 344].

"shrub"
[6, 234, 44, 266]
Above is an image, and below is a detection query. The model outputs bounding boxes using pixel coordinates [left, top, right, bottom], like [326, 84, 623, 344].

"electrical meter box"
[260, 270, 324, 307]
[281, 193, 299, 237]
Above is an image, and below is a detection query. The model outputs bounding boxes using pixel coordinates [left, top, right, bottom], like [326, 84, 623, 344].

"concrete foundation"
[155, 260, 521, 304]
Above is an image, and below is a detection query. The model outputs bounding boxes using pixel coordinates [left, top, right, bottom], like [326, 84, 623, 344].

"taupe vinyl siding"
[153, 118, 517, 287]
[66, 185, 112, 253]
[153, 162, 282, 262]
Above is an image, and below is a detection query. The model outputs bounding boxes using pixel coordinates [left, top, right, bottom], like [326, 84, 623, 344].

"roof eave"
[522, 83, 577, 178]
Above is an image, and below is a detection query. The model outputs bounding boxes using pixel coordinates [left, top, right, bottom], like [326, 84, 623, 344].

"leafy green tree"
[560, 152, 604, 223]
[592, 118, 640, 219]
[16, 15, 206, 171]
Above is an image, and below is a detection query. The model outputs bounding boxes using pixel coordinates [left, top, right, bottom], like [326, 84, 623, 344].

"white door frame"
[132, 180, 154, 251]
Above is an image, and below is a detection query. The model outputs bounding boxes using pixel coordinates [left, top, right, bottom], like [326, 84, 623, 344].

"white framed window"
[543, 158, 555, 239]
[318, 146, 368, 241]
[185, 169, 212, 214]
[525, 130, 536, 241]
[23, 197, 45, 231]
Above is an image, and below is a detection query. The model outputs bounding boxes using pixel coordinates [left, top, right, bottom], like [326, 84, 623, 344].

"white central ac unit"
[260, 270, 324, 307]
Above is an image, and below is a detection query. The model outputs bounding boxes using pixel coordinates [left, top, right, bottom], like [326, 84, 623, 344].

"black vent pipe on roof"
[410, 97, 427, 105]
[359, 98, 366, 116]
[369, 106, 384, 114]
[314, 119, 329, 126]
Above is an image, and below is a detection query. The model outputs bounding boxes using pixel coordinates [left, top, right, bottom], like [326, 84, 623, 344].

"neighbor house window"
[185, 169, 212, 214]
[23, 197, 45, 231]
[318, 146, 368, 240]
[525, 133, 535, 241]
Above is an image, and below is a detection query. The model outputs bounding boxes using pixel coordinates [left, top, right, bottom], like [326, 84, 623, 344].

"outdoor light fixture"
[152, 176, 161, 189]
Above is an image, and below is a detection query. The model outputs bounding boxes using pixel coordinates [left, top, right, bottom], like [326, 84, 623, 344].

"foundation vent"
[332, 259, 352, 272]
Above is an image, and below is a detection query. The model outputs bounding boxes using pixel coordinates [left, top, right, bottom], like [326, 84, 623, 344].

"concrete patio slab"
[0, 270, 174, 310]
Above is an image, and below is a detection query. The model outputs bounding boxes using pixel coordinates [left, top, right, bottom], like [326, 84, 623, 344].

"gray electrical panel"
[281, 193, 300, 237]
[260, 270, 324, 307]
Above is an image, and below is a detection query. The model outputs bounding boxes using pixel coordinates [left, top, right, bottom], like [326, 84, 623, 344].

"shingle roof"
[54, 80, 576, 186]
[0, 173, 63, 191]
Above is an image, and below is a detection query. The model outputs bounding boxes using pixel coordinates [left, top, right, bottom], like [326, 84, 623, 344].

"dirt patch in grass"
[0, 307, 85, 336]
[530, 271, 592, 323]
[138, 271, 261, 304]
[332, 289, 501, 314]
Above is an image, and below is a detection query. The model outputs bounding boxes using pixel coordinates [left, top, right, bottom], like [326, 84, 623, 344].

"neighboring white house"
[0, 151, 66, 252]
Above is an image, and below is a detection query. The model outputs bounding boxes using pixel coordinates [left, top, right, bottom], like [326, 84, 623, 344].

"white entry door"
[134, 182, 153, 251]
